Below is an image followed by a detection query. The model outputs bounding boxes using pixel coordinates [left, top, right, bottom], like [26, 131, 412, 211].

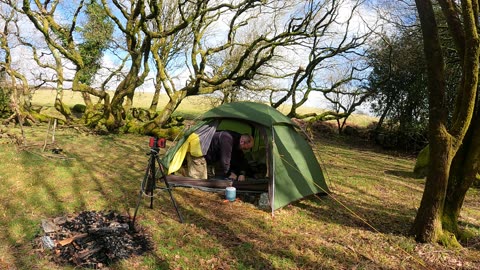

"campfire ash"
[35, 210, 152, 268]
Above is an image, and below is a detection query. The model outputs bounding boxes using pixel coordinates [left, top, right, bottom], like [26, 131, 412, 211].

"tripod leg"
[148, 156, 155, 209]
[156, 156, 184, 223]
[131, 154, 155, 228]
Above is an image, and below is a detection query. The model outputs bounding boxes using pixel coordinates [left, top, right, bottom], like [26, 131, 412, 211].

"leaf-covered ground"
[0, 124, 479, 269]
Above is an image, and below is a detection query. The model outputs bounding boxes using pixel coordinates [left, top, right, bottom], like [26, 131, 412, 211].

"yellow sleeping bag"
[167, 133, 204, 174]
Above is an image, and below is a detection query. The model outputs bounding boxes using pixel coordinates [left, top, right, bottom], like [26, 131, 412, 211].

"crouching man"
[187, 130, 253, 181]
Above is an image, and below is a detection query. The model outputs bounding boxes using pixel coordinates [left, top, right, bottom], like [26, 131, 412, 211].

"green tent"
[161, 102, 329, 212]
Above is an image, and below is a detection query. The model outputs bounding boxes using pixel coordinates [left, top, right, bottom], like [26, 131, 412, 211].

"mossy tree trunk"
[48, 43, 73, 122]
[411, 0, 479, 243]
[22, 0, 114, 126]
[0, 8, 35, 128]
[107, 43, 150, 131]
[149, 86, 161, 114]
[143, 91, 186, 136]
[148, 36, 167, 115]
[443, 115, 480, 234]
[54, 89, 73, 122]
[146, 37, 182, 131]
[411, 127, 453, 242]
[99, 0, 151, 132]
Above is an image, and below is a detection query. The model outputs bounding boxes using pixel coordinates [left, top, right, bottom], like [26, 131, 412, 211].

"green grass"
[0, 123, 479, 269]
[2, 92, 479, 269]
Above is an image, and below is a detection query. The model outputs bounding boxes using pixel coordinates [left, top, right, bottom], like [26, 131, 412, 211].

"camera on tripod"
[131, 136, 183, 227]
[149, 137, 166, 149]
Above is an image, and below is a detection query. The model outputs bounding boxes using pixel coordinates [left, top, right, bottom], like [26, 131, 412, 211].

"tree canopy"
[0, 0, 376, 135]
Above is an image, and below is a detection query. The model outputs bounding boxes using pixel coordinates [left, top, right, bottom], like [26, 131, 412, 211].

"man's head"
[239, 134, 254, 150]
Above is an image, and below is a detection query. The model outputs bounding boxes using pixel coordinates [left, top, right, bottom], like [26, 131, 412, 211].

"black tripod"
[131, 138, 183, 228]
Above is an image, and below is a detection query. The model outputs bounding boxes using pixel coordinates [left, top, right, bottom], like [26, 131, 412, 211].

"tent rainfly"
[161, 101, 329, 212]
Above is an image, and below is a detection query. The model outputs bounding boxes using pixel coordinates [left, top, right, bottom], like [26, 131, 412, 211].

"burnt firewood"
[57, 233, 88, 246]
[74, 247, 102, 261]
[87, 222, 129, 236]
[35, 210, 152, 269]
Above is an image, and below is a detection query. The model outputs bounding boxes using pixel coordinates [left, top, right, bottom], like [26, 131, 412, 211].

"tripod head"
[148, 137, 166, 154]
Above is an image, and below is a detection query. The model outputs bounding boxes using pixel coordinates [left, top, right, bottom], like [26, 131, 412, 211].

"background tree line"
[1, 0, 479, 248]
[1, 0, 374, 136]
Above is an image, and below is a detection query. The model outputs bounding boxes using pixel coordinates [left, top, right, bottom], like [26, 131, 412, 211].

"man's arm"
[230, 150, 248, 181]
[219, 133, 233, 176]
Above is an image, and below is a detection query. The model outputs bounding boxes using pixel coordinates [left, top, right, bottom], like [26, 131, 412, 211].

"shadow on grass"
[0, 131, 169, 269]
[295, 192, 416, 236]
[296, 160, 422, 236]
[316, 133, 418, 158]
[305, 136, 423, 237]
[384, 169, 421, 179]
[2, 128, 478, 269]
[140, 191, 384, 270]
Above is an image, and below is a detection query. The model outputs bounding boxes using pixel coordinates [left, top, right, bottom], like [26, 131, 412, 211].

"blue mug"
[225, 187, 236, 202]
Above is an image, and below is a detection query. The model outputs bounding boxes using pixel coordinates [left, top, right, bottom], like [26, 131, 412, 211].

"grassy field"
[30, 89, 376, 127]
[1, 90, 478, 269]
[0, 121, 479, 269]
[30, 89, 214, 120]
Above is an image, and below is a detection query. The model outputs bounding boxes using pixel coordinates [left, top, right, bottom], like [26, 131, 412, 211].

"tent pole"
[271, 125, 275, 217]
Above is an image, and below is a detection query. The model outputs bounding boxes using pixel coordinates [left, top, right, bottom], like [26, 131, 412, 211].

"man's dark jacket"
[205, 130, 248, 177]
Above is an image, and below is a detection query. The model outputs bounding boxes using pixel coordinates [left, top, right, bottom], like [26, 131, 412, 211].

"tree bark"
[143, 91, 186, 135]
[149, 85, 161, 114]
[411, 0, 450, 243]
[412, 0, 479, 244]
[411, 128, 453, 242]
[54, 92, 73, 122]
[443, 118, 480, 234]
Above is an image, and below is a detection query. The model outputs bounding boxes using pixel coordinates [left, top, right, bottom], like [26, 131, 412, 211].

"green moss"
[72, 103, 86, 113]
[122, 120, 143, 134]
[441, 213, 459, 237]
[438, 231, 462, 249]
[84, 110, 104, 127]
[413, 145, 429, 178]
[30, 111, 50, 123]
[155, 128, 170, 139]
[104, 116, 116, 130]
[168, 126, 184, 139]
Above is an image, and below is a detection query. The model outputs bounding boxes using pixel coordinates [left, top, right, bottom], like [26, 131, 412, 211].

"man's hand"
[227, 172, 245, 181]
[228, 172, 237, 180]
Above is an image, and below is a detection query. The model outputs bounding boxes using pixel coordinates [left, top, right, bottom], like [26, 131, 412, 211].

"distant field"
[31, 89, 214, 120]
[31, 89, 377, 127]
